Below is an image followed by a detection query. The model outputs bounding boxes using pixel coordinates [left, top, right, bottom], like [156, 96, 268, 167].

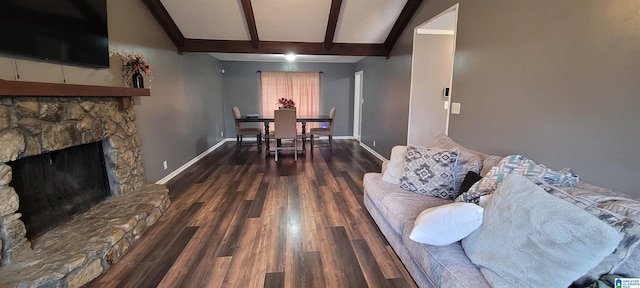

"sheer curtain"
[261, 72, 320, 123]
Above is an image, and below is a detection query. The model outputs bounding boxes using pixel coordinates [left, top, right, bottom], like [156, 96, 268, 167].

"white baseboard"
[225, 136, 260, 141]
[333, 136, 354, 140]
[232, 136, 355, 140]
[156, 139, 229, 185]
[156, 136, 364, 185]
[310, 135, 354, 140]
[359, 142, 387, 162]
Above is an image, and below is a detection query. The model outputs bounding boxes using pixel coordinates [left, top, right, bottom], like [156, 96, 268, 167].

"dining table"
[238, 114, 333, 156]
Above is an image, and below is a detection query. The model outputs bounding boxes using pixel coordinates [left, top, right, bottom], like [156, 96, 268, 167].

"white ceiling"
[252, 1, 332, 42]
[158, 0, 409, 62]
[160, 0, 251, 40]
[334, 0, 406, 43]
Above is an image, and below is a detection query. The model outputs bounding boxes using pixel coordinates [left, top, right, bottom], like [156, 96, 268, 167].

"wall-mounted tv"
[0, 0, 109, 68]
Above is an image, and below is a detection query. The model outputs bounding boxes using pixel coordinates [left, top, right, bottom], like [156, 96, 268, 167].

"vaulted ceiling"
[141, 0, 423, 60]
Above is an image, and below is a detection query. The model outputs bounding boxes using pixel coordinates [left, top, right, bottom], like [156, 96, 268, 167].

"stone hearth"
[0, 96, 170, 287]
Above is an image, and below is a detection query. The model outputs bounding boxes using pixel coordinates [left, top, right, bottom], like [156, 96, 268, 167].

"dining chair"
[273, 109, 298, 161]
[310, 107, 336, 155]
[232, 107, 262, 153]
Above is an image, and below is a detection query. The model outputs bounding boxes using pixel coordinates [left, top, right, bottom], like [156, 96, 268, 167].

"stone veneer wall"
[0, 96, 146, 265]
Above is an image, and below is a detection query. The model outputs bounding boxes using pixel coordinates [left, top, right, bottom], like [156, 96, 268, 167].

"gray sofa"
[363, 142, 640, 287]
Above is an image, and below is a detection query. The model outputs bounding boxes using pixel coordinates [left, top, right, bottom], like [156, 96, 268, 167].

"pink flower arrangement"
[111, 51, 152, 87]
[278, 98, 296, 109]
[121, 53, 151, 75]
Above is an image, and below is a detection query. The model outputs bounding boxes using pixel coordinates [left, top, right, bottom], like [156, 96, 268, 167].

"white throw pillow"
[409, 202, 483, 245]
[461, 174, 622, 288]
[381, 145, 407, 184]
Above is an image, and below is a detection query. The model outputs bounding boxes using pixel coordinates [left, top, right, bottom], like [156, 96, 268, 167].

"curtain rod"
[256, 71, 323, 73]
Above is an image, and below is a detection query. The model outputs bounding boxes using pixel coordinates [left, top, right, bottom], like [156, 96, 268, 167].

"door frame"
[407, 3, 459, 144]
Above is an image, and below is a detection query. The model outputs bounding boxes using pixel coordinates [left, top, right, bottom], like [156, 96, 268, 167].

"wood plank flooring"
[88, 140, 417, 288]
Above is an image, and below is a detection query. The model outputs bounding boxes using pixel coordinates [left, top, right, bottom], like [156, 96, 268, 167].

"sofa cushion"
[364, 173, 451, 235]
[409, 202, 483, 245]
[429, 134, 483, 195]
[399, 145, 459, 199]
[461, 174, 621, 288]
[381, 145, 407, 184]
[529, 177, 640, 284]
[570, 181, 640, 219]
[403, 221, 491, 288]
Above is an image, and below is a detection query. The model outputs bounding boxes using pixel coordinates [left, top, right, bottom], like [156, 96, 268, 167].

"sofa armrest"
[381, 160, 389, 174]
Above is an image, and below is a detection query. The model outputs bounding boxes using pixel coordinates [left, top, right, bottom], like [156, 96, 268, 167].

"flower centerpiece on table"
[112, 52, 152, 88]
[277, 98, 296, 109]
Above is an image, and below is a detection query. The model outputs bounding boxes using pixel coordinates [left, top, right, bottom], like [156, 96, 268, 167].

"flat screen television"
[0, 0, 109, 68]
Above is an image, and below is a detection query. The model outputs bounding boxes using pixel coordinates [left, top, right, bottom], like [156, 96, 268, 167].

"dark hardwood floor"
[88, 140, 417, 288]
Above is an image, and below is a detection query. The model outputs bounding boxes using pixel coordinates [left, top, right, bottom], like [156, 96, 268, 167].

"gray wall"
[357, 0, 640, 196]
[109, 1, 226, 182]
[355, 56, 412, 158]
[220, 61, 355, 138]
[135, 52, 224, 182]
[0, 0, 226, 182]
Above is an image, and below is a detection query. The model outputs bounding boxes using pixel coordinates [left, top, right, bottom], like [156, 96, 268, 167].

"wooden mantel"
[0, 79, 150, 110]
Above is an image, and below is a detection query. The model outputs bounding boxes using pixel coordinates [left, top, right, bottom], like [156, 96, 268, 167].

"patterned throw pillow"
[480, 155, 502, 176]
[429, 134, 483, 195]
[456, 155, 579, 203]
[399, 145, 459, 199]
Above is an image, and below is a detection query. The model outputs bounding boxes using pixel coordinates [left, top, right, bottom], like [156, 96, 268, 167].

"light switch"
[444, 101, 449, 110]
[451, 102, 461, 114]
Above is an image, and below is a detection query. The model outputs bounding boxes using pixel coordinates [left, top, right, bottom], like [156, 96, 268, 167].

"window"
[260, 72, 320, 122]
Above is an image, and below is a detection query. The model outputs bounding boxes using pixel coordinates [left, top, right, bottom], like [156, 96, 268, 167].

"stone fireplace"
[0, 93, 170, 287]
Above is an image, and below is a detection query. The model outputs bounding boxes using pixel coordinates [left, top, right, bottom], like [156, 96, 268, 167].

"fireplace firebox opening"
[8, 141, 111, 239]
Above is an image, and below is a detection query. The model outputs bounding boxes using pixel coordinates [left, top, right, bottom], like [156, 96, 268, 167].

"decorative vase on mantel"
[132, 71, 144, 88]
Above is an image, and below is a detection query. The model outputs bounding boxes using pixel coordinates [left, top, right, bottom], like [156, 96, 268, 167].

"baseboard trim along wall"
[359, 142, 387, 162]
[156, 139, 229, 184]
[226, 136, 354, 142]
[156, 136, 363, 185]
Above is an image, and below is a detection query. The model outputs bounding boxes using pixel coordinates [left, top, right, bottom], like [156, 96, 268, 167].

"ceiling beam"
[141, 0, 185, 49]
[181, 40, 386, 56]
[384, 0, 423, 54]
[241, 0, 260, 49]
[140, 0, 419, 58]
[324, 0, 343, 51]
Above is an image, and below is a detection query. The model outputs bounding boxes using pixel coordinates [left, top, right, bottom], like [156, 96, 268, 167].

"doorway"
[406, 4, 459, 145]
[353, 70, 363, 141]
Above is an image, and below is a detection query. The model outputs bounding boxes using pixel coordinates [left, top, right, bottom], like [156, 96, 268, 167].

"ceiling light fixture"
[285, 53, 296, 61]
